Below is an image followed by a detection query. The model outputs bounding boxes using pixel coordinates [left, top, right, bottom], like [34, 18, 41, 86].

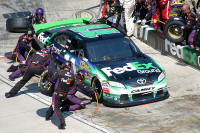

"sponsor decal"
[102, 83, 110, 88]
[102, 87, 110, 94]
[137, 69, 161, 74]
[38, 32, 50, 45]
[71, 24, 119, 38]
[165, 39, 185, 59]
[131, 87, 155, 93]
[51, 44, 62, 55]
[183, 47, 198, 66]
[137, 78, 146, 85]
[101, 62, 157, 77]
[80, 61, 89, 70]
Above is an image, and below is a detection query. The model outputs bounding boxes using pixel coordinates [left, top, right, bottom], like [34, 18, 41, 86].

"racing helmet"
[36, 8, 44, 15]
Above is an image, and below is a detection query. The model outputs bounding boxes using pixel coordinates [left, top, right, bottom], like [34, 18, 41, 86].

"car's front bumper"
[102, 89, 169, 107]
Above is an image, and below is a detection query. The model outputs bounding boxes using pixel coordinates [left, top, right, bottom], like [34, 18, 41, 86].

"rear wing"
[34, 17, 90, 34]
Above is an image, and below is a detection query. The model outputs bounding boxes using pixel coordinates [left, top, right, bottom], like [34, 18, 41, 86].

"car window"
[53, 33, 71, 49]
[85, 37, 140, 62]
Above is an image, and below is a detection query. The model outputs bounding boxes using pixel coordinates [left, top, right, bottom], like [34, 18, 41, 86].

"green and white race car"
[35, 17, 169, 107]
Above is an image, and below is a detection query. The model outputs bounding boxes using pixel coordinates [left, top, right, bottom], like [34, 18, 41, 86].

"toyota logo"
[137, 78, 146, 85]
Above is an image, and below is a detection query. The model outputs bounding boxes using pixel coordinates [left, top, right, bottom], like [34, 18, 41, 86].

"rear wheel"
[38, 70, 54, 97]
[91, 78, 103, 103]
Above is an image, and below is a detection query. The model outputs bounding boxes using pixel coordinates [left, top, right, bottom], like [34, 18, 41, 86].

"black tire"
[38, 70, 54, 97]
[6, 17, 30, 33]
[91, 78, 103, 103]
[164, 20, 186, 43]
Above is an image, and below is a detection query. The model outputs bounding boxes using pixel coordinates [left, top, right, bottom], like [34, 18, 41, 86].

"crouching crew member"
[12, 30, 35, 64]
[45, 61, 85, 129]
[5, 48, 52, 98]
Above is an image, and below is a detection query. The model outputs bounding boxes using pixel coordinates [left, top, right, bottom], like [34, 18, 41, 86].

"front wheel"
[164, 20, 186, 43]
[91, 78, 103, 103]
[38, 70, 55, 97]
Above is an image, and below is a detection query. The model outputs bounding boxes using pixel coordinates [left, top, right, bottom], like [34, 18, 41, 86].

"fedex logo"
[101, 62, 157, 77]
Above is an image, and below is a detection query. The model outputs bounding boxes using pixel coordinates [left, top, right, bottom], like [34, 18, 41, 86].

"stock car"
[34, 17, 169, 107]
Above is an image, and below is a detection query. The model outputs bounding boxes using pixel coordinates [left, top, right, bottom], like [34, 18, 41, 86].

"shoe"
[9, 75, 15, 81]
[7, 65, 18, 72]
[58, 123, 66, 129]
[5, 92, 16, 98]
[45, 112, 51, 121]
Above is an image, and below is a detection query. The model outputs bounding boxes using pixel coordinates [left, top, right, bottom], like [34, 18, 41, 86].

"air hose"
[90, 89, 200, 132]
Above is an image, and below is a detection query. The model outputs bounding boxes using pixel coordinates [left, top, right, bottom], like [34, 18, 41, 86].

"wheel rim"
[92, 79, 103, 101]
[168, 24, 184, 39]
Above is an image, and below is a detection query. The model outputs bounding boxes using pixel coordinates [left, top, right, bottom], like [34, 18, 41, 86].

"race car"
[35, 17, 169, 107]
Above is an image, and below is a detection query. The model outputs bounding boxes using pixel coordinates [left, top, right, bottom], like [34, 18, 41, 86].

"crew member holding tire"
[5, 48, 52, 98]
[182, 4, 197, 47]
[152, 0, 172, 30]
[45, 61, 85, 129]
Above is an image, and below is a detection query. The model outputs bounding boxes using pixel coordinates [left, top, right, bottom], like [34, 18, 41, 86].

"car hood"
[94, 56, 162, 83]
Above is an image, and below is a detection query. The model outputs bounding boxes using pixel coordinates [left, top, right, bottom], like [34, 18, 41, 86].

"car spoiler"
[34, 17, 90, 34]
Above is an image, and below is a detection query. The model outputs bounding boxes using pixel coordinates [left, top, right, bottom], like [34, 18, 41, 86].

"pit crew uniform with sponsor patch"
[29, 13, 47, 24]
[13, 33, 35, 64]
[8, 48, 51, 81]
[45, 69, 86, 129]
[5, 48, 51, 98]
[183, 11, 197, 47]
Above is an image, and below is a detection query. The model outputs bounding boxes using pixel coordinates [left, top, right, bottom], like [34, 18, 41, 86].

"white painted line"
[26, 93, 112, 133]
[0, 74, 112, 133]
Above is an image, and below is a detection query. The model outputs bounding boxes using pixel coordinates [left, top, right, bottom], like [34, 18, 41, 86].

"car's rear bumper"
[103, 91, 169, 107]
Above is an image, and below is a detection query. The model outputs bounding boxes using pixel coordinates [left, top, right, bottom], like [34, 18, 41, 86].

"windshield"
[85, 37, 140, 62]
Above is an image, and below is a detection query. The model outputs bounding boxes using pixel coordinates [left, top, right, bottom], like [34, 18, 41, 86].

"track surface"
[0, 0, 200, 133]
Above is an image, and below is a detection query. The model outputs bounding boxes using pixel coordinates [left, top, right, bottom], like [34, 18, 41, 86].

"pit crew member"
[5, 48, 51, 98]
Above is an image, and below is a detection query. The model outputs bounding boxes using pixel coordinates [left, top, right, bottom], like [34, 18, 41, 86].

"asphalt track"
[0, 0, 200, 133]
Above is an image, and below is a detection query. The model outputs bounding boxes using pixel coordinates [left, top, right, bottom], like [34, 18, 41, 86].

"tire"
[38, 70, 54, 97]
[6, 18, 30, 33]
[91, 78, 103, 103]
[164, 20, 186, 43]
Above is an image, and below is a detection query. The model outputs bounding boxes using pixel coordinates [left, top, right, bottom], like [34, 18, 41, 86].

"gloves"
[181, 26, 185, 29]
[141, 19, 146, 25]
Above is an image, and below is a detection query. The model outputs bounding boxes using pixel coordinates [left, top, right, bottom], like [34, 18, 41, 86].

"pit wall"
[133, 24, 200, 70]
